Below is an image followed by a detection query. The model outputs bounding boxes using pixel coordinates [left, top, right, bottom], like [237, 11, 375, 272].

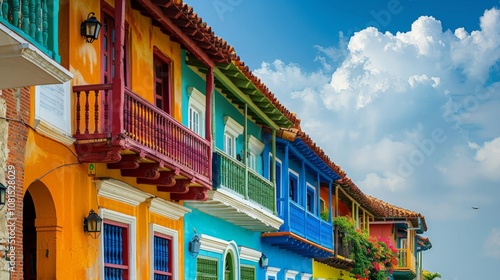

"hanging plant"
[333, 216, 398, 280]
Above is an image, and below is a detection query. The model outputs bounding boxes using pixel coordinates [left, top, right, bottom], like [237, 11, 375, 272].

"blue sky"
[189, 1, 500, 279]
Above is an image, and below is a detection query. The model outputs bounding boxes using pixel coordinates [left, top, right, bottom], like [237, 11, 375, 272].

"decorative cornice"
[238, 246, 261, 262]
[266, 267, 281, 277]
[301, 273, 312, 280]
[96, 179, 151, 206]
[34, 119, 75, 146]
[23, 46, 73, 83]
[199, 234, 229, 254]
[285, 269, 299, 279]
[248, 135, 265, 155]
[187, 87, 206, 107]
[148, 197, 191, 220]
[224, 116, 244, 136]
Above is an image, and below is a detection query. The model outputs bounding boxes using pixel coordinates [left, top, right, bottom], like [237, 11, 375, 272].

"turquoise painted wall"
[181, 53, 265, 174]
[184, 208, 313, 280]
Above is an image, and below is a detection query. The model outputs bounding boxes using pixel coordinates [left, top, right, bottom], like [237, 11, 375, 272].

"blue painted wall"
[184, 208, 313, 279]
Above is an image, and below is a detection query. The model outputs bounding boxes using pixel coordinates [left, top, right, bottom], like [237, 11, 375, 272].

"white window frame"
[224, 116, 243, 158]
[187, 87, 206, 137]
[99, 208, 137, 280]
[150, 224, 179, 280]
[248, 135, 264, 170]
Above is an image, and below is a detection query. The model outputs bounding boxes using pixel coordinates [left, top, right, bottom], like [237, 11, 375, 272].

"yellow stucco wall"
[22, 0, 188, 279]
[313, 260, 356, 280]
[68, 0, 183, 120]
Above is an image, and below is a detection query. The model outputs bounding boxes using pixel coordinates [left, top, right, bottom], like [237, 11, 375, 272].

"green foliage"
[423, 270, 442, 280]
[333, 216, 398, 280]
[320, 210, 330, 222]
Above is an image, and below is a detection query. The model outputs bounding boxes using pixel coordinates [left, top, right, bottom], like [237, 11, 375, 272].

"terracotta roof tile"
[153, 1, 299, 126]
[154, 0, 235, 63]
[367, 195, 428, 231]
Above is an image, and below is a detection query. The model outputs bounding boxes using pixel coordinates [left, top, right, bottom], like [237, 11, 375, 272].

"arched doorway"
[23, 181, 58, 279]
[23, 191, 36, 279]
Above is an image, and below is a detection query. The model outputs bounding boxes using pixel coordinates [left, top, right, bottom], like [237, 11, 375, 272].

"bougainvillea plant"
[333, 216, 398, 280]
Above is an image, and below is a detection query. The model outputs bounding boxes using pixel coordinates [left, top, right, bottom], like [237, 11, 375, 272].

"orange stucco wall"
[68, 0, 183, 120]
[335, 199, 352, 217]
[22, 0, 188, 279]
[370, 224, 397, 248]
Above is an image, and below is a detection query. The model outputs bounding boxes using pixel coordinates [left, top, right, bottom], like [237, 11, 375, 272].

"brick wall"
[0, 87, 30, 280]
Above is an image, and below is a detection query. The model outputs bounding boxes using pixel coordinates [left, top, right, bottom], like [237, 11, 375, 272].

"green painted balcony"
[188, 149, 283, 231]
[0, 0, 71, 89]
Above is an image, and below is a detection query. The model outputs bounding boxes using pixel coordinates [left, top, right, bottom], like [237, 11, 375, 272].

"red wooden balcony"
[73, 84, 211, 200]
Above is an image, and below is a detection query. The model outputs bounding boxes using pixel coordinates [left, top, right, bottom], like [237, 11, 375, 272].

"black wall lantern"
[83, 209, 102, 239]
[189, 235, 201, 256]
[0, 183, 6, 206]
[259, 253, 268, 269]
[80, 12, 102, 43]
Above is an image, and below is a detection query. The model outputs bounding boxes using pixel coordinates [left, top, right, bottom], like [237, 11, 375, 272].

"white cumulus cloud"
[474, 137, 500, 180]
[485, 228, 500, 259]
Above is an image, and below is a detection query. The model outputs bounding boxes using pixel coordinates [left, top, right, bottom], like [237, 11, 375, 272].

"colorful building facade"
[369, 196, 432, 280]
[0, 1, 433, 280]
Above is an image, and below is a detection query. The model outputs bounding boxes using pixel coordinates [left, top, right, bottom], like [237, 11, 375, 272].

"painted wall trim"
[224, 115, 244, 136]
[150, 224, 179, 280]
[147, 197, 191, 220]
[97, 179, 151, 206]
[199, 234, 229, 254]
[238, 246, 261, 262]
[266, 267, 281, 278]
[301, 272, 312, 280]
[248, 135, 265, 155]
[34, 118, 75, 146]
[285, 269, 299, 279]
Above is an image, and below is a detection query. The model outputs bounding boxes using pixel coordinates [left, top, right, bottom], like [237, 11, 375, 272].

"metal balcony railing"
[213, 149, 275, 211]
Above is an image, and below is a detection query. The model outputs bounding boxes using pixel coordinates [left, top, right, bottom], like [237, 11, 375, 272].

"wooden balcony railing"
[213, 149, 275, 211]
[397, 248, 416, 273]
[0, 0, 58, 60]
[289, 202, 333, 249]
[334, 229, 352, 258]
[73, 84, 210, 177]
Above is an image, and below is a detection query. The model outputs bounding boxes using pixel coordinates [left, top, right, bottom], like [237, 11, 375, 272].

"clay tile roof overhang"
[133, 0, 234, 66]
[273, 127, 384, 216]
[185, 56, 297, 128]
[367, 195, 428, 232]
[141, 0, 299, 128]
[229, 58, 299, 127]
